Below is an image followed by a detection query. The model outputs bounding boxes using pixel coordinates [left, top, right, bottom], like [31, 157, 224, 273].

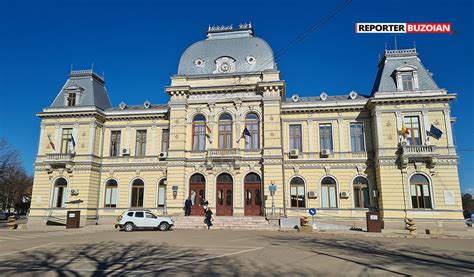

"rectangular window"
[245, 121, 259, 150]
[135, 130, 147, 156]
[193, 124, 206, 151]
[322, 184, 337, 208]
[161, 129, 169, 153]
[411, 184, 432, 209]
[157, 186, 166, 207]
[290, 185, 305, 208]
[67, 93, 76, 106]
[404, 116, 422, 145]
[60, 128, 73, 153]
[319, 123, 333, 151]
[104, 186, 117, 208]
[109, 131, 121, 157]
[350, 122, 365, 152]
[131, 186, 144, 207]
[218, 123, 232, 149]
[401, 74, 414, 91]
[289, 125, 302, 151]
[53, 186, 66, 208]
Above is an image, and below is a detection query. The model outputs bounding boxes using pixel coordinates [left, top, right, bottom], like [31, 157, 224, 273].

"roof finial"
[392, 34, 398, 50]
[413, 41, 417, 50]
[91, 63, 94, 72]
[384, 42, 387, 51]
[70, 64, 73, 73]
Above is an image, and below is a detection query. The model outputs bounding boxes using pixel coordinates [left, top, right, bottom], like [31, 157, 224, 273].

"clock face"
[220, 62, 230, 72]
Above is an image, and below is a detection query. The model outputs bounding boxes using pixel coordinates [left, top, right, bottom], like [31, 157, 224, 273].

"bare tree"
[0, 138, 32, 213]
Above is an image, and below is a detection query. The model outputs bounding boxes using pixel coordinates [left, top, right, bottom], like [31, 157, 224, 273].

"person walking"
[184, 197, 192, 216]
[204, 207, 213, 230]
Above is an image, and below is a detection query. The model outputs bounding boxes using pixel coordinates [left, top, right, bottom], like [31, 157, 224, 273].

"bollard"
[7, 215, 18, 230]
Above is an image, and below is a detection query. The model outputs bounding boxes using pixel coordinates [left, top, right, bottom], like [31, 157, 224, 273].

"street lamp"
[269, 181, 277, 216]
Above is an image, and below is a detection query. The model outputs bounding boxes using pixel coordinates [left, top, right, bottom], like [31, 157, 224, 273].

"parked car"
[0, 212, 19, 221]
[115, 209, 174, 232]
[466, 218, 473, 227]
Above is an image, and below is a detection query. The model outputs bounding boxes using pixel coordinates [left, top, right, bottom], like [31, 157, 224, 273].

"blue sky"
[1, 0, 473, 193]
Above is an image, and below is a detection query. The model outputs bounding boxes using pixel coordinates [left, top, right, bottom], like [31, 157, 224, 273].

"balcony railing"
[45, 153, 75, 162]
[402, 145, 437, 156]
[207, 148, 240, 158]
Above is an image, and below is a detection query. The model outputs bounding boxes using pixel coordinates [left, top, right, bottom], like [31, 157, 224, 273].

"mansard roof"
[177, 24, 276, 76]
[50, 69, 112, 110]
[371, 48, 439, 95]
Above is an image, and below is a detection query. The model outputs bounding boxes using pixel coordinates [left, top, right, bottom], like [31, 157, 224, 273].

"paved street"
[0, 226, 473, 276]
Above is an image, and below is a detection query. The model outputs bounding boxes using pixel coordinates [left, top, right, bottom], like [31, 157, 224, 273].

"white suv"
[116, 209, 174, 232]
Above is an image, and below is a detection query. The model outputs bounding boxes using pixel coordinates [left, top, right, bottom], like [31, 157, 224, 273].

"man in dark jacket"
[184, 197, 192, 216]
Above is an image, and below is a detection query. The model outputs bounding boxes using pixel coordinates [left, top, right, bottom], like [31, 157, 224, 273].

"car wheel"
[124, 222, 134, 232]
[158, 222, 170, 231]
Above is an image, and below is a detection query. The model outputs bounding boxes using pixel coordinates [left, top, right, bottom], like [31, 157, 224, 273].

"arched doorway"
[244, 173, 262, 216]
[189, 173, 206, 216]
[216, 173, 233, 216]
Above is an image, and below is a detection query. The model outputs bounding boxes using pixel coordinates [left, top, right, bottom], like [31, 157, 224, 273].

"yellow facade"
[29, 26, 464, 230]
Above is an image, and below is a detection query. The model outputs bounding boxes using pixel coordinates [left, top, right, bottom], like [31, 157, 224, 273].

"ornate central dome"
[177, 24, 276, 76]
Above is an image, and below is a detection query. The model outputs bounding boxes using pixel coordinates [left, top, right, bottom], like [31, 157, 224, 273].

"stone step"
[171, 216, 278, 231]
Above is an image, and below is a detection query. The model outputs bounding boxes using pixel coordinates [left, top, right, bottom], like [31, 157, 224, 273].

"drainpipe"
[95, 122, 105, 225]
[280, 109, 287, 217]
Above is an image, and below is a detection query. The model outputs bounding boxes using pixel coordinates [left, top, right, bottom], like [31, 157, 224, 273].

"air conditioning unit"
[289, 149, 299, 158]
[320, 149, 331, 157]
[122, 148, 130, 156]
[307, 191, 318, 198]
[70, 189, 79, 196]
[163, 180, 168, 185]
[340, 191, 349, 198]
[159, 152, 167, 159]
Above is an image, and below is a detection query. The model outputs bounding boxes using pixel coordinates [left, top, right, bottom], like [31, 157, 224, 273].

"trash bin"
[366, 211, 382, 233]
[66, 210, 80, 229]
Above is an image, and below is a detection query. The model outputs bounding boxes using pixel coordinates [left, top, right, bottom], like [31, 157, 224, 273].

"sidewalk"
[312, 227, 474, 239]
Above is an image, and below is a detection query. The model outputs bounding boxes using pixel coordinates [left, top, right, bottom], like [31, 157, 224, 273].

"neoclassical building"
[30, 25, 464, 229]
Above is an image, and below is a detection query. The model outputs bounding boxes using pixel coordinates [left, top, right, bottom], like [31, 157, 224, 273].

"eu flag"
[429, 125, 443, 140]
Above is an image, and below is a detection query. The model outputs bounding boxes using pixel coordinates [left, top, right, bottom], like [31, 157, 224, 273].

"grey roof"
[371, 49, 439, 95]
[51, 70, 112, 110]
[177, 28, 276, 76]
[108, 104, 168, 111]
[285, 95, 369, 103]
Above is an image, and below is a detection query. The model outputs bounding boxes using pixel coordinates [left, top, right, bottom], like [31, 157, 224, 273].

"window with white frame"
[403, 116, 422, 145]
[192, 114, 206, 151]
[135, 130, 147, 156]
[410, 174, 432, 209]
[161, 129, 169, 153]
[66, 93, 77, 106]
[290, 177, 305, 208]
[289, 125, 302, 151]
[350, 122, 365, 152]
[401, 74, 414, 91]
[319, 123, 333, 151]
[396, 66, 419, 91]
[52, 178, 67, 208]
[321, 177, 337, 208]
[104, 179, 118, 208]
[109, 131, 121, 157]
[245, 112, 260, 149]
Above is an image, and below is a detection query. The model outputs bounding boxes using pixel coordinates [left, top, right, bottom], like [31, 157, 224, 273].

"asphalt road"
[0, 226, 473, 276]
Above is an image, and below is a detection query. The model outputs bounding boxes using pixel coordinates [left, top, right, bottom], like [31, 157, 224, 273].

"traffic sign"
[269, 184, 277, 193]
[308, 208, 316, 216]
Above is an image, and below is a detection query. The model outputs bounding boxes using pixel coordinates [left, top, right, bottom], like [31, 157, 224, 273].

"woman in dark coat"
[204, 207, 213, 230]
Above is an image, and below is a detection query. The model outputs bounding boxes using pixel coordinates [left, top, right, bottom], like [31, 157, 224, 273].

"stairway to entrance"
[173, 216, 278, 231]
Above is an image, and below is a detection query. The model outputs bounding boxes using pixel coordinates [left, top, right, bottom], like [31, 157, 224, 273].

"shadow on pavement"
[262, 234, 474, 276]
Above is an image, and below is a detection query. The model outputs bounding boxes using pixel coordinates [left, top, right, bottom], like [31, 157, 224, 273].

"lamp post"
[269, 181, 277, 216]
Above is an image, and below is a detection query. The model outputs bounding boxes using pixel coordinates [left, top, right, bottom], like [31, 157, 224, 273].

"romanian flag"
[47, 135, 56, 151]
[401, 124, 410, 137]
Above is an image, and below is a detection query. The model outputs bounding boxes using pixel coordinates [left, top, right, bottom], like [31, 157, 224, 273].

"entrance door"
[244, 173, 262, 216]
[216, 173, 233, 216]
[189, 173, 206, 216]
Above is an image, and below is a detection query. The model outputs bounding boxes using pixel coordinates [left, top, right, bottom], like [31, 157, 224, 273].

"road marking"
[0, 242, 56, 257]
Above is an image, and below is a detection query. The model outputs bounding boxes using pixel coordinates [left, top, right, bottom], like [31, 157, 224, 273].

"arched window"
[244, 173, 261, 183]
[353, 177, 369, 208]
[218, 113, 233, 149]
[245, 113, 260, 149]
[321, 177, 337, 208]
[217, 173, 233, 183]
[290, 177, 305, 208]
[52, 178, 67, 208]
[157, 179, 167, 207]
[131, 179, 145, 207]
[104, 179, 118, 208]
[192, 114, 206, 151]
[410, 174, 432, 209]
